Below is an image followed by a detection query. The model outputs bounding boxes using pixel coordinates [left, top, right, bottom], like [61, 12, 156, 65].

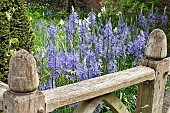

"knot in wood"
[38, 107, 44, 113]
[145, 29, 167, 59]
[8, 49, 39, 93]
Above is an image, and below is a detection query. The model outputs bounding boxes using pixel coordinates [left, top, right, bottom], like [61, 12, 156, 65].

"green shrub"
[0, 0, 34, 83]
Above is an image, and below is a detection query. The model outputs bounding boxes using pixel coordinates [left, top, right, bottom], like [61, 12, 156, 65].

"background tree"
[0, 0, 34, 83]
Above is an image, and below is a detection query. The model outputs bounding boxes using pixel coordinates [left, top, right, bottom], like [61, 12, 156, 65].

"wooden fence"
[0, 29, 170, 113]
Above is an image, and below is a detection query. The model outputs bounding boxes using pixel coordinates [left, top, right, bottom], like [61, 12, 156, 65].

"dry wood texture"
[42, 66, 155, 112]
[163, 89, 170, 113]
[0, 82, 8, 111]
[73, 93, 129, 113]
[167, 107, 170, 113]
[165, 57, 170, 75]
[136, 29, 169, 113]
[136, 57, 169, 113]
[8, 49, 39, 93]
[145, 29, 167, 59]
[3, 49, 45, 113]
[3, 90, 45, 113]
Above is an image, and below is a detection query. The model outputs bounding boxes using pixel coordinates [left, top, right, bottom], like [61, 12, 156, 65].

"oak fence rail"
[0, 29, 170, 113]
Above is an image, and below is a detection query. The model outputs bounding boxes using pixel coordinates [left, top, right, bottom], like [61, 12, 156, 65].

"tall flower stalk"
[32, 6, 168, 112]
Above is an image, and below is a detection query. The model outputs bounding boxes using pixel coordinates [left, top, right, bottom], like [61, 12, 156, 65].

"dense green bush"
[0, 0, 34, 83]
[0, 0, 12, 83]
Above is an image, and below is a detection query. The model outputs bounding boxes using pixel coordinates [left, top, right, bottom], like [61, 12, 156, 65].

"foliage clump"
[0, 0, 34, 83]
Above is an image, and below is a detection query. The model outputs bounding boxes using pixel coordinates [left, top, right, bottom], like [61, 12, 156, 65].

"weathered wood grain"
[136, 28, 169, 113]
[145, 29, 167, 59]
[3, 90, 45, 113]
[163, 89, 170, 113]
[8, 49, 39, 93]
[0, 82, 8, 111]
[3, 49, 45, 113]
[165, 57, 170, 75]
[167, 107, 170, 113]
[73, 93, 129, 113]
[42, 66, 155, 112]
[136, 58, 169, 113]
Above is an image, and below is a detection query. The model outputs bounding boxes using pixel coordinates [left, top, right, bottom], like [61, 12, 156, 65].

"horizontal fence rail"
[42, 66, 155, 112]
[0, 29, 170, 113]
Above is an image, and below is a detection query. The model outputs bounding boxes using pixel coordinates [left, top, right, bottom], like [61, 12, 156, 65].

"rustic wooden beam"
[136, 58, 169, 113]
[3, 49, 45, 113]
[42, 66, 155, 113]
[163, 88, 170, 113]
[0, 81, 8, 111]
[73, 93, 129, 113]
[136, 29, 169, 113]
[165, 57, 170, 75]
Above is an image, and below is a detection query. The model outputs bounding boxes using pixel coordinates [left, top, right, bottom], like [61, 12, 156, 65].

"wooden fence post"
[3, 49, 45, 113]
[136, 29, 169, 113]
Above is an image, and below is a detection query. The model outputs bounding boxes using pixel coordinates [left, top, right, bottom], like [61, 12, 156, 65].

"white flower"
[101, 6, 106, 13]
[114, 27, 117, 33]
[116, 11, 122, 16]
[79, 19, 82, 26]
[98, 12, 101, 17]
[59, 19, 64, 25]
[84, 17, 88, 23]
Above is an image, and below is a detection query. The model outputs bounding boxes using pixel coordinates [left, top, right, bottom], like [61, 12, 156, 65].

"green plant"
[29, 0, 68, 12]
[0, 0, 34, 83]
[100, 0, 160, 25]
[0, 0, 12, 82]
[28, 3, 69, 25]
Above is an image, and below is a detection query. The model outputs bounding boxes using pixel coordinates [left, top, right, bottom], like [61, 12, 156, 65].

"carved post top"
[8, 49, 39, 93]
[145, 29, 167, 59]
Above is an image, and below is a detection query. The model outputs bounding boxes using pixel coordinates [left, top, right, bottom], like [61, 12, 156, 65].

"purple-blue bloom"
[89, 62, 101, 78]
[131, 31, 146, 58]
[65, 7, 78, 41]
[162, 6, 168, 25]
[88, 11, 96, 27]
[108, 59, 116, 73]
[49, 24, 57, 38]
[148, 6, 156, 24]
[120, 27, 130, 40]
[79, 22, 87, 43]
[162, 15, 168, 25]
[138, 12, 148, 28]
[46, 45, 57, 71]
[75, 62, 88, 81]
[37, 22, 43, 36]
[104, 20, 113, 38]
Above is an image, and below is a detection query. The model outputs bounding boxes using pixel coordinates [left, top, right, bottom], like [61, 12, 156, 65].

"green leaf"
[10, 38, 19, 44]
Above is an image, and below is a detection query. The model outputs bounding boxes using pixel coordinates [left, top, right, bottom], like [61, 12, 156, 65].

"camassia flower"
[162, 15, 168, 25]
[49, 24, 57, 38]
[162, 6, 168, 25]
[88, 11, 96, 27]
[34, 6, 168, 92]
[148, 5, 156, 24]
[104, 20, 113, 38]
[65, 6, 78, 41]
[138, 12, 148, 28]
